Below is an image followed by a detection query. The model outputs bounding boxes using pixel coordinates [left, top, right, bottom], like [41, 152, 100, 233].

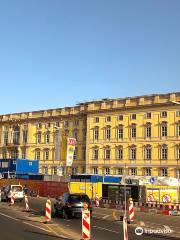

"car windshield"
[68, 194, 90, 203]
[12, 186, 22, 192]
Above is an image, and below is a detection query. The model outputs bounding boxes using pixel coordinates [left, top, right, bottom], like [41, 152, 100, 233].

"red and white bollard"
[25, 195, 30, 211]
[95, 193, 100, 207]
[45, 199, 51, 223]
[123, 217, 128, 240]
[9, 191, 15, 206]
[129, 198, 134, 223]
[82, 203, 91, 240]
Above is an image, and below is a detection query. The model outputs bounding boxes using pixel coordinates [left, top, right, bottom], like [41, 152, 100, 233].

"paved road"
[1, 197, 179, 240]
[0, 205, 69, 240]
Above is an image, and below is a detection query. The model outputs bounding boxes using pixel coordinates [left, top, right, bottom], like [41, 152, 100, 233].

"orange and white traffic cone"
[9, 191, 15, 206]
[45, 199, 51, 223]
[129, 198, 134, 223]
[95, 193, 100, 207]
[25, 195, 30, 211]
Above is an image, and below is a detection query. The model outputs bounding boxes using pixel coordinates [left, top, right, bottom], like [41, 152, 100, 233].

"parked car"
[1, 185, 24, 202]
[54, 193, 93, 219]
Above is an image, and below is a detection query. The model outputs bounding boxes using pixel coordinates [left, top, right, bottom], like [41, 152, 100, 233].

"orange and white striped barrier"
[25, 195, 30, 211]
[10, 191, 15, 206]
[129, 198, 134, 223]
[123, 217, 128, 240]
[95, 193, 100, 207]
[82, 203, 91, 240]
[45, 199, 51, 223]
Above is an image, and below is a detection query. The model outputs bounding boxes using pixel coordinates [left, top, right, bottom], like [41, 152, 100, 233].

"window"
[29, 161, 32, 166]
[22, 150, 26, 159]
[177, 125, 180, 136]
[130, 168, 137, 176]
[145, 123, 151, 138]
[131, 124, 136, 138]
[94, 127, 99, 141]
[93, 148, 98, 160]
[54, 122, 59, 128]
[23, 130, 28, 144]
[146, 112, 151, 119]
[116, 147, 123, 160]
[83, 129, 86, 140]
[37, 132, 41, 144]
[117, 168, 123, 175]
[73, 130, 78, 141]
[105, 127, 111, 140]
[104, 168, 110, 175]
[95, 117, 99, 123]
[118, 115, 123, 121]
[45, 132, 50, 144]
[145, 145, 152, 160]
[42, 166, 48, 174]
[161, 145, 168, 160]
[13, 126, 20, 145]
[52, 166, 57, 175]
[161, 111, 167, 118]
[130, 146, 136, 160]
[46, 122, 51, 128]
[73, 147, 77, 160]
[74, 120, 79, 126]
[144, 168, 151, 176]
[104, 147, 110, 160]
[4, 130, 8, 145]
[2, 151, 7, 159]
[176, 110, 180, 117]
[72, 167, 77, 175]
[37, 123, 42, 129]
[178, 169, 180, 178]
[83, 147, 86, 160]
[105, 116, 111, 122]
[161, 122, 167, 137]
[93, 167, 98, 174]
[131, 114, 136, 120]
[161, 168, 168, 177]
[44, 150, 49, 160]
[117, 125, 123, 139]
[35, 150, 40, 160]
[177, 147, 180, 159]
[11, 149, 18, 159]
[64, 121, 69, 127]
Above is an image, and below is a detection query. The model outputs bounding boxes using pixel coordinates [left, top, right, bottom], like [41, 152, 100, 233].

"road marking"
[22, 221, 52, 233]
[93, 225, 119, 234]
[102, 214, 110, 219]
[0, 212, 18, 221]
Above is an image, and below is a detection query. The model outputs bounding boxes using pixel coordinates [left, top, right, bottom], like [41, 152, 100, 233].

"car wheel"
[62, 209, 68, 220]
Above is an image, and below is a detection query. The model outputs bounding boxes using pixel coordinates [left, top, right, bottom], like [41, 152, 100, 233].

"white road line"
[93, 225, 119, 234]
[22, 221, 52, 233]
[102, 214, 110, 219]
[0, 212, 18, 221]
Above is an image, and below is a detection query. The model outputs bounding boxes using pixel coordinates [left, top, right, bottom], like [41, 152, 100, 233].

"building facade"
[0, 92, 180, 178]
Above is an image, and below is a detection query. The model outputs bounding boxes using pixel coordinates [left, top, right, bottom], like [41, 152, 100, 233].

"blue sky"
[0, 0, 180, 114]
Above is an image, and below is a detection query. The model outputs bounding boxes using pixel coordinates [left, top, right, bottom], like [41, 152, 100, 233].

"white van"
[1, 185, 24, 202]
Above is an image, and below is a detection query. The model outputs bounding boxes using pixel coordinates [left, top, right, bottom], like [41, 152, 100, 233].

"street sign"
[150, 177, 155, 184]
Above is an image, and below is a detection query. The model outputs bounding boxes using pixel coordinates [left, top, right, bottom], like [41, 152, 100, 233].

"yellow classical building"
[0, 92, 180, 178]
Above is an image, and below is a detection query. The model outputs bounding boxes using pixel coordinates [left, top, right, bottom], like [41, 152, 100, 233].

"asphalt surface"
[1, 197, 180, 240]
